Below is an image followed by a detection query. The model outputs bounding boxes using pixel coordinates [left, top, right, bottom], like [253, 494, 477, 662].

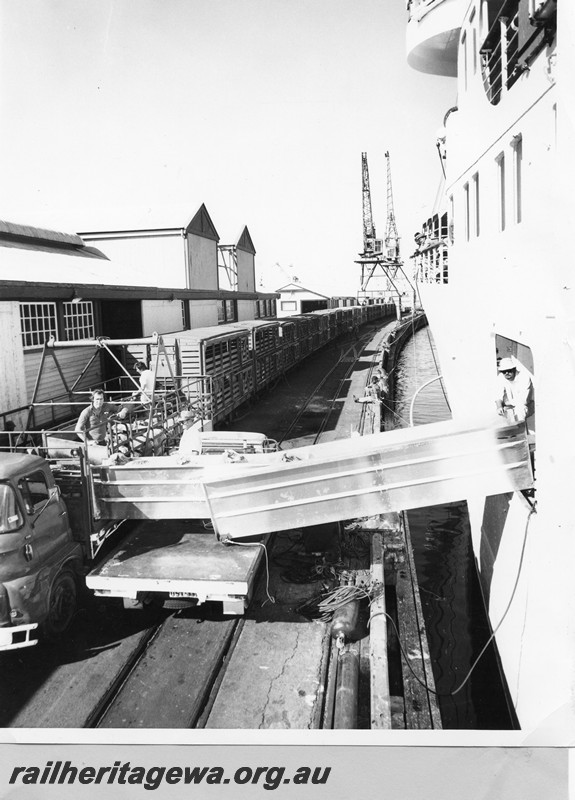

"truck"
[0, 443, 284, 651]
[0, 335, 279, 651]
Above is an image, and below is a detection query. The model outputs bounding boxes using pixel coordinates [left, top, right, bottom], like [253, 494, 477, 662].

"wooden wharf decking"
[209, 319, 443, 729]
[323, 323, 441, 728]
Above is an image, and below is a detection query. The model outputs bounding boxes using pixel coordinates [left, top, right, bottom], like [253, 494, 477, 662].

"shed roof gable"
[277, 282, 329, 299]
[186, 204, 219, 242]
[236, 226, 256, 255]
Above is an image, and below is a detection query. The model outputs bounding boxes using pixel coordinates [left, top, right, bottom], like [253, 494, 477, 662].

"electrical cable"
[228, 540, 276, 606]
[317, 585, 371, 622]
[370, 504, 536, 698]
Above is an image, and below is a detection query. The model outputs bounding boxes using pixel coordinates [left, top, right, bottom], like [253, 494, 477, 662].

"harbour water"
[394, 326, 514, 730]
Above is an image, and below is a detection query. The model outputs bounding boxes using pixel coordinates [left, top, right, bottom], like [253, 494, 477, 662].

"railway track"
[278, 326, 389, 446]
[0, 321, 395, 730]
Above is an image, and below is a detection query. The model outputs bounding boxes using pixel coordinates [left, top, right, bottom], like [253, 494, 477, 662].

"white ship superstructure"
[406, 0, 575, 735]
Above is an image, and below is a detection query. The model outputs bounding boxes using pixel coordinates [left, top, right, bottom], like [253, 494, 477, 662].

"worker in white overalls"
[133, 361, 155, 405]
[178, 409, 203, 456]
[495, 357, 534, 427]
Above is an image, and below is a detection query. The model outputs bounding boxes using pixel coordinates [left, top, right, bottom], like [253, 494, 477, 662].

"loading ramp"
[202, 420, 533, 541]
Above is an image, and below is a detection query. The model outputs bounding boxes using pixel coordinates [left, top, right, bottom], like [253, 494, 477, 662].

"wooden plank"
[97, 616, 237, 728]
[358, 627, 371, 729]
[395, 513, 442, 729]
[402, 511, 442, 728]
[370, 531, 392, 729]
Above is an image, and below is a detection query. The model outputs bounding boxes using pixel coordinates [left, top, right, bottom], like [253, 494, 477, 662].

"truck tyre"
[43, 570, 77, 640]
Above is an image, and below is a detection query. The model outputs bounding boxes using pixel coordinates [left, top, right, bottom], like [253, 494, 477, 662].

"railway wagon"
[290, 315, 313, 361]
[354, 304, 368, 327]
[130, 325, 254, 425]
[227, 320, 283, 393]
[365, 302, 382, 322]
[326, 308, 339, 342]
[306, 313, 323, 353]
[334, 306, 346, 337]
[374, 302, 395, 321]
[367, 302, 379, 321]
[308, 309, 332, 348]
[278, 319, 298, 372]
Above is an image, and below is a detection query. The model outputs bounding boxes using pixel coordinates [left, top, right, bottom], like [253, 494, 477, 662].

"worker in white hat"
[495, 357, 534, 424]
[178, 408, 202, 455]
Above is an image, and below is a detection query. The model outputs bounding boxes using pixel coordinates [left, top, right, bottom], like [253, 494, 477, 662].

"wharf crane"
[384, 150, 401, 264]
[361, 152, 384, 259]
[356, 152, 413, 311]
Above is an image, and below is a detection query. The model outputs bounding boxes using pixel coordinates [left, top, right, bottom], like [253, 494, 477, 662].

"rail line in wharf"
[0, 319, 399, 730]
[277, 324, 391, 447]
[91, 612, 244, 729]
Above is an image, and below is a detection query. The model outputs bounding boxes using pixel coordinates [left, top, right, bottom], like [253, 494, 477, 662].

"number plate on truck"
[168, 591, 196, 598]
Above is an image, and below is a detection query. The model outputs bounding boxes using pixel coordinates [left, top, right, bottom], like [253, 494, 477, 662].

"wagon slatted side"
[308, 309, 332, 348]
[228, 320, 283, 392]
[278, 320, 298, 371]
[169, 326, 253, 424]
[290, 316, 312, 360]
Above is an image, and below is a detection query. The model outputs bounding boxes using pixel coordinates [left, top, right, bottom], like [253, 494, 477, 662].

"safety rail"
[480, 0, 555, 105]
[0, 375, 213, 456]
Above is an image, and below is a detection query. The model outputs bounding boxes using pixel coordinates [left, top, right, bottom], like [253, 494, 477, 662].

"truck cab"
[0, 453, 83, 650]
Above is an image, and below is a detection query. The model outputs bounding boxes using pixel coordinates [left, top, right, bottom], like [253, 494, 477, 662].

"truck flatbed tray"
[86, 520, 265, 615]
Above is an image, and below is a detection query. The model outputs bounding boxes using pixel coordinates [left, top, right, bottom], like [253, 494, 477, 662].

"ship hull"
[417, 279, 575, 737]
[404, 0, 575, 735]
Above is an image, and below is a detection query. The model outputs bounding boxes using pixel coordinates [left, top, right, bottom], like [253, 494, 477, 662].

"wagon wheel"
[42, 570, 77, 640]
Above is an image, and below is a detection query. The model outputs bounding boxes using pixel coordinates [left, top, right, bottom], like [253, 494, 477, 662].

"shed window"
[20, 302, 57, 349]
[217, 299, 238, 324]
[225, 300, 237, 322]
[63, 300, 95, 341]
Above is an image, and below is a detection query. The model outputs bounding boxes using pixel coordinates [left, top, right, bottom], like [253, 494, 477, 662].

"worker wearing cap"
[178, 409, 202, 455]
[495, 357, 534, 424]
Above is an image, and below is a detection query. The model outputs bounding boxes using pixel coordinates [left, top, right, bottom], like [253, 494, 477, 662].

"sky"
[0, 0, 456, 296]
